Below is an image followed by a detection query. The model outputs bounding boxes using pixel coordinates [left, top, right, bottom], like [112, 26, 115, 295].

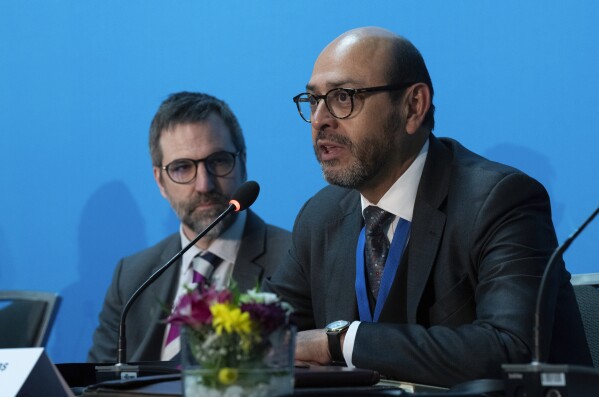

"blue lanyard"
[355, 218, 411, 322]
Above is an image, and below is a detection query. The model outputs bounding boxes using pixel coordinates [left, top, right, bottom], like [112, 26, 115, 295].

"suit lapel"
[133, 235, 182, 360]
[232, 210, 268, 291]
[405, 135, 450, 322]
[312, 136, 452, 325]
[323, 191, 362, 322]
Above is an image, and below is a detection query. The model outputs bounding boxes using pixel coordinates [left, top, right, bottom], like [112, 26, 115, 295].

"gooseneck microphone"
[116, 180, 259, 365]
[533, 205, 599, 363]
[97, 181, 259, 379]
[503, 205, 599, 397]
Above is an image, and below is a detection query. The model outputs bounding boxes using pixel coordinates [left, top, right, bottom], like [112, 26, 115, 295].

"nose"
[311, 99, 337, 130]
[193, 162, 215, 193]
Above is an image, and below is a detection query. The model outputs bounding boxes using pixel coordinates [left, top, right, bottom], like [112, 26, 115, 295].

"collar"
[360, 139, 429, 222]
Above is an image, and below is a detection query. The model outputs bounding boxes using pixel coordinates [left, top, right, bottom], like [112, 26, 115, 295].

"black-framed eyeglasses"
[292, 83, 415, 123]
[162, 151, 240, 184]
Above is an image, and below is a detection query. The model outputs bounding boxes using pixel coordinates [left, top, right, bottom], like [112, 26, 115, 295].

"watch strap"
[327, 329, 346, 363]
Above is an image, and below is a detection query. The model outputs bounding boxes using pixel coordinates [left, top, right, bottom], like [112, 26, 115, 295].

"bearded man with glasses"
[88, 92, 290, 363]
[266, 27, 592, 387]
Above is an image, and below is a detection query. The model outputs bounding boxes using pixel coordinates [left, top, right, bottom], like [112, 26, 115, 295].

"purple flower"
[203, 286, 233, 304]
[241, 302, 287, 334]
[166, 286, 232, 329]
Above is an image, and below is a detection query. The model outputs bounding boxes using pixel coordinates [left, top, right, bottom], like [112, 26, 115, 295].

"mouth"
[191, 196, 226, 211]
[195, 202, 218, 209]
[317, 139, 346, 162]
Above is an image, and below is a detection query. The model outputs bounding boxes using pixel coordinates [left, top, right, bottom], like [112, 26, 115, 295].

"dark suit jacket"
[88, 209, 290, 363]
[264, 135, 592, 387]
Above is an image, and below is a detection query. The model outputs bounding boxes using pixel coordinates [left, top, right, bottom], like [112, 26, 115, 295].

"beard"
[314, 111, 403, 189]
[168, 190, 236, 239]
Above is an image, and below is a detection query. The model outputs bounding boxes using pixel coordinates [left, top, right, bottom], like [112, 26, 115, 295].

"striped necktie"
[162, 252, 223, 361]
[192, 251, 223, 285]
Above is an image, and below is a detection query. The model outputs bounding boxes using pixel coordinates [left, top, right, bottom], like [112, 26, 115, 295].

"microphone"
[532, 205, 599, 364]
[96, 181, 260, 380]
[503, 205, 599, 397]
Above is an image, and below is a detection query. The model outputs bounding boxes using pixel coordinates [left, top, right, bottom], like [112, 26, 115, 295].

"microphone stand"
[533, 206, 599, 364]
[503, 205, 599, 397]
[117, 204, 236, 365]
[95, 204, 238, 381]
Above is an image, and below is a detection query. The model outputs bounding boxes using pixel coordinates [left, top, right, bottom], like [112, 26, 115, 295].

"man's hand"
[295, 329, 332, 366]
[294, 328, 348, 366]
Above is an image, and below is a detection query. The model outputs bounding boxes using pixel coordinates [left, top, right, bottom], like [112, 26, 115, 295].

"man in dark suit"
[265, 27, 592, 386]
[88, 92, 290, 363]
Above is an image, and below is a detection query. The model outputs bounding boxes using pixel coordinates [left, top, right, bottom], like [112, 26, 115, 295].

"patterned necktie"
[162, 251, 223, 361]
[192, 251, 223, 285]
[363, 206, 395, 299]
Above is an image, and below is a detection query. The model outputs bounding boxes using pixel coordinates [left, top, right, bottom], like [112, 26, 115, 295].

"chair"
[571, 273, 599, 368]
[0, 290, 61, 348]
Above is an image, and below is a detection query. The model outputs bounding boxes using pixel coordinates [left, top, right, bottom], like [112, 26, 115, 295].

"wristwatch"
[325, 320, 350, 363]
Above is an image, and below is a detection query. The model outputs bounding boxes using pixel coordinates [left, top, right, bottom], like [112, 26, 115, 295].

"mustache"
[187, 191, 229, 209]
[315, 129, 353, 147]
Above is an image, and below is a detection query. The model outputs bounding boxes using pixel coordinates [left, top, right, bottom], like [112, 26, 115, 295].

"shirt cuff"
[342, 321, 360, 368]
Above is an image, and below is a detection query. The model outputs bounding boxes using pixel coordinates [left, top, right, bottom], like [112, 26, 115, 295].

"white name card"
[0, 348, 74, 397]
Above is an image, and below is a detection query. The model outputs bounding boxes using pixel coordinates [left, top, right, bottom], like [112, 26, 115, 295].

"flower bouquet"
[167, 285, 295, 397]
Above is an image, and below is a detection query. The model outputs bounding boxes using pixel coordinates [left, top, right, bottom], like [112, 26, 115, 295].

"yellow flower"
[210, 303, 252, 335]
[218, 367, 238, 385]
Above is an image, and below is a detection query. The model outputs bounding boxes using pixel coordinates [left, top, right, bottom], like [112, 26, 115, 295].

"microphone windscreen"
[229, 181, 260, 211]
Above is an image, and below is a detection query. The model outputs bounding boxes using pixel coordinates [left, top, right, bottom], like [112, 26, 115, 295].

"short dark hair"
[149, 92, 246, 175]
[387, 37, 435, 131]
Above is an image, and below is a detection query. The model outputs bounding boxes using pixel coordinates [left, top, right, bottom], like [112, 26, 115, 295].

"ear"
[153, 166, 168, 199]
[404, 83, 431, 135]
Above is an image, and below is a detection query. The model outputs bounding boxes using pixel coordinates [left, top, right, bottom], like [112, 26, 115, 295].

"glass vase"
[180, 325, 296, 397]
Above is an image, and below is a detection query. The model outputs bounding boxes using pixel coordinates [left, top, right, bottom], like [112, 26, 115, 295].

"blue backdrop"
[1, 1, 597, 364]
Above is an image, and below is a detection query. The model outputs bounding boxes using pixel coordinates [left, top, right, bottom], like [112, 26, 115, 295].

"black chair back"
[571, 273, 599, 368]
[0, 290, 61, 348]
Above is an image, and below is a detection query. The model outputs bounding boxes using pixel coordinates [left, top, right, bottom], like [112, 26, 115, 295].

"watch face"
[326, 320, 350, 332]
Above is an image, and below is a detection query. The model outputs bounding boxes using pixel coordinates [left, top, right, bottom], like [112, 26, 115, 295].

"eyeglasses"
[162, 151, 240, 184]
[292, 83, 415, 123]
